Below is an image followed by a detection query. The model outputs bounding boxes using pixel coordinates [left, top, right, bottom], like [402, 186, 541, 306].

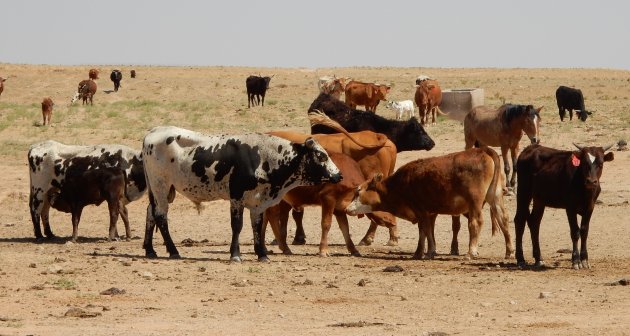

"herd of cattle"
[0, 68, 613, 270]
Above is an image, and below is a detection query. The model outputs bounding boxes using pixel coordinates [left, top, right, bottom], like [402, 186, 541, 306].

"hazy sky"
[3, 0, 629, 69]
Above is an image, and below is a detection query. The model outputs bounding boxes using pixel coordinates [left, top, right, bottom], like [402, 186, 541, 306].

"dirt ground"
[0, 64, 629, 335]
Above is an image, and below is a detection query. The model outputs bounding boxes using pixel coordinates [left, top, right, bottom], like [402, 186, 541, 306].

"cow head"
[346, 173, 384, 215]
[297, 138, 342, 184]
[577, 110, 592, 122]
[376, 84, 391, 100]
[70, 92, 81, 105]
[572, 143, 614, 187]
[395, 118, 435, 151]
[264, 76, 273, 89]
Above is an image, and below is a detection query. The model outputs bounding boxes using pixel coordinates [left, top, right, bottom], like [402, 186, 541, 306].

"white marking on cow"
[587, 153, 596, 165]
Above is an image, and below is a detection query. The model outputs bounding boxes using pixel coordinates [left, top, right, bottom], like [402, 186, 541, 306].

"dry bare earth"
[0, 64, 629, 335]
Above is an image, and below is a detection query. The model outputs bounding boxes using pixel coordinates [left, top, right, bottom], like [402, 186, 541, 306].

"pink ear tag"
[571, 154, 580, 167]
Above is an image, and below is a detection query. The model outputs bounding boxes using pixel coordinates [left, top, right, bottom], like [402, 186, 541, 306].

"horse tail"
[308, 110, 387, 149]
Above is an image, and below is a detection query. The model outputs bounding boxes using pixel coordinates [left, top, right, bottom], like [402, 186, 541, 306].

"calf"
[310, 93, 435, 152]
[70, 79, 97, 105]
[141, 126, 341, 261]
[556, 86, 591, 121]
[110, 70, 122, 92]
[263, 152, 396, 257]
[89, 68, 99, 80]
[41, 97, 54, 126]
[346, 147, 512, 260]
[514, 143, 614, 269]
[344, 80, 391, 112]
[386, 100, 415, 120]
[414, 79, 444, 125]
[0, 77, 7, 98]
[48, 166, 129, 242]
[246, 75, 272, 108]
[28, 141, 146, 240]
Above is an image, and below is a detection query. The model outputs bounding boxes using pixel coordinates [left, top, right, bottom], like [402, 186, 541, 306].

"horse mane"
[502, 104, 537, 126]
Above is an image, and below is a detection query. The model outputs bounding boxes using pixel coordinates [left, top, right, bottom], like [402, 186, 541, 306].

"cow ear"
[604, 152, 614, 162]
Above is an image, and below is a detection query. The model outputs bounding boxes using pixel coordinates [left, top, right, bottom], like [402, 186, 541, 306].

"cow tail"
[435, 106, 449, 117]
[121, 169, 131, 203]
[307, 110, 387, 148]
[482, 146, 502, 236]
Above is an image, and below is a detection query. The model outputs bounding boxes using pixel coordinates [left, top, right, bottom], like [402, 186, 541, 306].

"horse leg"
[509, 145, 519, 188]
[501, 146, 511, 189]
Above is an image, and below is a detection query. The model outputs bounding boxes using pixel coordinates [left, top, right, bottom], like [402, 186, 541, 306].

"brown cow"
[263, 152, 396, 257]
[414, 79, 444, 125]
[41, 97, 54, 126]
[89, 68, 99, 80]
[0, 77, 6, 98]
[268, 128, 399, 247]
[70, 79, 97, 105]
[346, 147, 512, 260]
[514, 143, 614, 269]
[345, 80, 391, 112]
[130, 70, 136, 78]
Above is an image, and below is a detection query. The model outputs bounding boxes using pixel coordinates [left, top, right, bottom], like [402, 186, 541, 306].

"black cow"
[514, 143, 614, 269]
[246, 75, 272, 108]
[49, 166, 129, 242]
[309, 93, 435, 152]
[110, 70, 123, 92]
[556, 86, 591, 122]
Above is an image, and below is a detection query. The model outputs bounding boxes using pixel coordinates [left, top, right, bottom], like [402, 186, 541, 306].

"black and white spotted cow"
[28, 140, 146, 241]
[141, 126, 342, 262]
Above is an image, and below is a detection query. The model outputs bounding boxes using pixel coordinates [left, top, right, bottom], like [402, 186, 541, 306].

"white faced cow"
[28, 141, 146, 241]
[141, 126, 342, 262]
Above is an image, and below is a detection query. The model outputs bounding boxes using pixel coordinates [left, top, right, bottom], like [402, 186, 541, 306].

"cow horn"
[603, 144, 614, 151]
[573, 143, 584, 150]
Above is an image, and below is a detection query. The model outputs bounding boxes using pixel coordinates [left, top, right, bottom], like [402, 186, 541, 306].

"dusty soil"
[0, 64, 629, 335]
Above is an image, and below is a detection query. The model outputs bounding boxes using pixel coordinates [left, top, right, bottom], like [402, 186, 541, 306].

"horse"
[463, 104, 542, 189]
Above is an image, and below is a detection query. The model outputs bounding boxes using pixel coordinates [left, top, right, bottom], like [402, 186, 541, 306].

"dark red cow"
[514, 143, 614, 269]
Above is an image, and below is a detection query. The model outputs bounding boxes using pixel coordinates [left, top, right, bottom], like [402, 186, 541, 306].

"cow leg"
[334, 211, 360, 257]
[514, 190, 531, 267]
[318, 201, 336, 257]
[413, 222, 426, 260]
[528, 202, 546, 267]
[566, 208, 582, 269]
[568, 109, 573, 121]
[144, 190, 179, 258]
[450, 215, 461, 255]
[386, 224, 399, 246]
[265, 203, 292, 255]
[250, 210, 269, 262]
[29, 191, 45, 240]
[578, 211, 593, 269]
[359, 221, 378, 246]
[229, 201, 245, 262]
[41, 202, 55, 239]
[106, 199, 120, 241]
[500, 146, 511, 189]
[426, 214, 438, 259]
[465, 209, 483, 260]
[292, 208, 306, 245]
[118, 203, 131, 241]
[261, 93, 266, 107]
[71, 207, 83, 243]
[559, 107, 565, 121]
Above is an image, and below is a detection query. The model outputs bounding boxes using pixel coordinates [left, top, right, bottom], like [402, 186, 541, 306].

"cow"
[28, 141, 146, 241]
[344, 80, 391, 112]
[110, 70, 122, 92]
[309, 93, 435, 152]
[246, 75, 272, 108]
[514, 143, 614, 269]
[263, 152, 396, 257]
[386, 100, 415, 120]
[555, 86, 591, 122]
[70, 79, 97, 105]
[0, 77, 7, 98]
[89, 68, 99, 80]
[346, 147, 512, 260]
[47, 166, 129, 242]
[130, 70, 136, 78]
[414, 79, 444, 125]
[415, 75, 432, 85]
[318, 76, 349, 99]
[269, 117, 399, 248]
[141, 126, 342, 262]
[41, 97, 54, 126]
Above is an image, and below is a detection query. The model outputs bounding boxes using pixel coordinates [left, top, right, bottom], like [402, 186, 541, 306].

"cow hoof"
[358, 239, 372, 246]
[412, 254, 423, 260]
[318, 252, 330, 257]
[281, 249, 293, 255]
[230, 256, 242, 263]
[581, 260, 590, 269]
[270, 239, 278, 246]
[146, 251, 158, 259]
[386, 239, 398, 247]
[169, 254, 181, 259]
[534, 260, 545, 268]
[350, 251, 362, 257]
[258, 256, 270, 263]
[291, 238, 306, 245]
[450, 249, 459, 256]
